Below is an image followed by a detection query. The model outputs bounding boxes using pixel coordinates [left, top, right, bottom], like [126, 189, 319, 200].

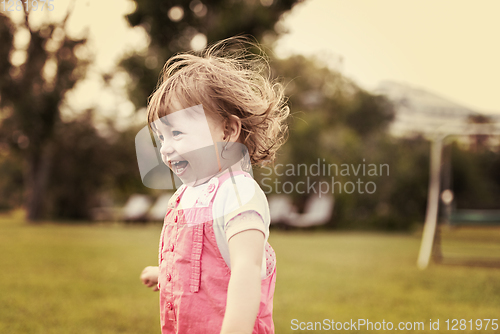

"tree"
[120, 0, 303, 110]
[345, 90, 395, 138]
[0, 9, 89, 221]
[253, 55, 430, 231]
[45, 111, 146, 220]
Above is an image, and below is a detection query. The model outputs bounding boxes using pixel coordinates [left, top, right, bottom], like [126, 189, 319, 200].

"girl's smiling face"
[152, 104, 227, 187]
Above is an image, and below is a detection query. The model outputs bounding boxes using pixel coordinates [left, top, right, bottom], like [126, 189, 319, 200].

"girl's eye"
[172, 131, 182, 137]
[158, 135, 164, 142]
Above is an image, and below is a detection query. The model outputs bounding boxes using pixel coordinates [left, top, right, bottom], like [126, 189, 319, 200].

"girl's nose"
[159, 139, 174, 156]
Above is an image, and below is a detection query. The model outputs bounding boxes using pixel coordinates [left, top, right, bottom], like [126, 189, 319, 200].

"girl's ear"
[224, 115, 242, 143]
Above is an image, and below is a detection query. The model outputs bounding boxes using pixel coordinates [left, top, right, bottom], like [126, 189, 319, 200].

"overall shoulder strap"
[215, 168, 252, 208]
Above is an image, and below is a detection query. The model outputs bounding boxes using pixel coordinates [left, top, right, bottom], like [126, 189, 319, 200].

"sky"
[10, 0, 500, 118]
[275, 0, 500, 114]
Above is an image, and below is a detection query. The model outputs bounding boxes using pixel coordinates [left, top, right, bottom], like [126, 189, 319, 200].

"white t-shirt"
[179, 174, 270, 279]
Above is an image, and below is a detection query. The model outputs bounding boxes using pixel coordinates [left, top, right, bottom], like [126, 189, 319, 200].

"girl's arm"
[220, 228, 265, 334]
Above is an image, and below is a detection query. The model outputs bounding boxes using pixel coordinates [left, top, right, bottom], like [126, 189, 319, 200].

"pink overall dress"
[158, 171, 277, 334]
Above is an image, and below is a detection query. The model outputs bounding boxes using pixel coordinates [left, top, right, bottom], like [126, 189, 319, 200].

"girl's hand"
[140, 266, 159, 291]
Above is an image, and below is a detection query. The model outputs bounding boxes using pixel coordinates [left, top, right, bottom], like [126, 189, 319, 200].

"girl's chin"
[175, 162, 234, 186]
[184, 176, 212, 187]
[180, 171, 222, 187]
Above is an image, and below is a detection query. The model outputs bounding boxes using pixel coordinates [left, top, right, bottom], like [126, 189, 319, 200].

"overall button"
[166, 274, 171, 281]
[166, 302, 173, 310]
[175, 196, 180, 203]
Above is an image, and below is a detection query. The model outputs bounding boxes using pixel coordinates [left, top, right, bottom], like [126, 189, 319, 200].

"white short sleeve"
[212, 174, 271, 278]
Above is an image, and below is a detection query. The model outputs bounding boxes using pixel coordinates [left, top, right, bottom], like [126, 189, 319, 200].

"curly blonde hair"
[147, 36, 289, 165]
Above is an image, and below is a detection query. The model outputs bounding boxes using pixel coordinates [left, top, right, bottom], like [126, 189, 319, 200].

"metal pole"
[417, 136, 444, 269]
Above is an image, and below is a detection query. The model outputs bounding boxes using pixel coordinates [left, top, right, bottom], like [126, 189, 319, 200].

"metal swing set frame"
[417, 123, 500, 269]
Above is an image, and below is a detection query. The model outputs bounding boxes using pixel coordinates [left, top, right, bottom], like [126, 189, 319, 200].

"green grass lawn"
[1, 212, 499, 333]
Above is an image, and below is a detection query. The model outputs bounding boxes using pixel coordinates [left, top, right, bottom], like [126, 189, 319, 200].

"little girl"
[140, 37, 289, 334]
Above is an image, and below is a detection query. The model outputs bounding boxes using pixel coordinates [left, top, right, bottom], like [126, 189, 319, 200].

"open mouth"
[169, 160, 189, 175]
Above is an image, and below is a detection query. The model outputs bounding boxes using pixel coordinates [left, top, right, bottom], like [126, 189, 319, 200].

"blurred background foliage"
[450, 142, 500, 211]
[0, 0, 499, 230]
[120, 0, 301, 110]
